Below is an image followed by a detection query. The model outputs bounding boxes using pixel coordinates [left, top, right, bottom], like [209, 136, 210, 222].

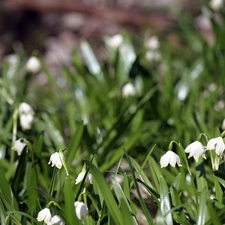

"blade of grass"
[123, 149, 154, 225]
[85, 161, 123, 225]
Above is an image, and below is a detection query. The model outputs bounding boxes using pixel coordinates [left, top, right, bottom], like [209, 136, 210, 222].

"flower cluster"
[37, 201, 88, 224]
[37, 208, 65, 225]
[160, 136, 225, 169]
[18, 102, 35, 130]
[145, 35, 161, 62]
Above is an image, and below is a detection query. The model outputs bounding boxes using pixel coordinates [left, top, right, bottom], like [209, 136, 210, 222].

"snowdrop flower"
[26, 56, 41, 73]
[37, 208, 51, 223]
[107, 34, 123, 49]
[185, 141, 206, 162]
[12, 138, 27, 155]
[122, 83, 136, 98]
[48, 152, 64, 169]
[74, 201, 88, 220]
[18, 102, 35, 130]
[209, 0, 223, 10]
[207, 137, 225, 155]
[160, 151, 182, 168]
[75, 171, 93, 185]
[48, 215, 65, 225]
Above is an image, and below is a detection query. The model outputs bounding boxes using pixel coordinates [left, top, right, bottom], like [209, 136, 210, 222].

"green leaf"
[63, 177, 80, 224]
[112, 178, 138, 225]
[33, 130, 44, 158]
[124, 150, 154, 225]
[159, 176, 173, 225]
[67, 121, 84, 166]
[85, 161, 123, 225]
[24, 162, 38, 214]
[0, 162, 18, 210]
[80, 41, 102, 79]
[196, 187, 207, 225]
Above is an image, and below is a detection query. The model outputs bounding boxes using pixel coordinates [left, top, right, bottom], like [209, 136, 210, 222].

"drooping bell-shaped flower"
[37, 208, 52, 224]
[74, 201, 88, 220]
[19, 102, 34, 115]
[49, 215, 65, 225]
[122, 83, 136, 98]
[107, 34, 123, 49]
[209, 0, 223, 10]
[185, 141, 206, 162]
[207, 137, 225, 155]
[26, 56, 41, 73]
[12, 138, 27, 155]
[75, 170, 93, 185]
[18, 102, 35, 130]
[160, 151, 182, 168]
[48, 152, 64, 169]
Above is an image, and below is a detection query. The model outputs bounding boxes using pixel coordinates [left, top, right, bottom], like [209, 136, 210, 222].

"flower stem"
[10, 108, 18, 165]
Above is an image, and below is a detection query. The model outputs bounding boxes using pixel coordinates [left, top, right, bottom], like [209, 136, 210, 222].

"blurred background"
[1, 0, 210, 63]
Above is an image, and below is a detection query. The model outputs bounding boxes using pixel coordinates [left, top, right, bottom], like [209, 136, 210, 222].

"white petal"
[74, 201, 88, 220]
[12, 139, 27, 155]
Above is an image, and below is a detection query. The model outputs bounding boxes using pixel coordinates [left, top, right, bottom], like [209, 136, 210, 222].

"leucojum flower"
[209, 0, 223, 11]
[106, 34, 123, 49]
[26, 56, 41, 73]
[122, 83, 136, 98]
[48, 152, 64, 169]
[75, 170, 93, 185]
[12, 138, 27, 155]
[48, 215, 65, 225]
[74, 201, 88, 220]
[37, 208, 51, 224]
[207, 137, 225, 156]
[160, 150, 182, 168]
[185, 141, 206, 162]
[18, 102, 35, 130]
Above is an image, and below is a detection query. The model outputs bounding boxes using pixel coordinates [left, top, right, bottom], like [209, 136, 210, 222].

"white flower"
[209, 0, 223, 10]
[48, 152, 64, 169]
[18, 102, 35, 130]
[6, 54, 19, 67]
[146, 50, 161, 62]
[37, 208, 52, 223]
[222, 119, 225, 130]
[160, 151, 181, 168]
[74, 201, 88, 220]
[145, 36, 160, 50]
[12, 138, 27, 155]
[75, 171, 93, 184]
[20, 114, 34, 130]
[185, 141, 206, 162]
[49, 215, 65, 225]
[122, 83, 136, 98]
[107, 34, 123, 49]
[26, 56, 41, 73]
[19, 102, 34, 115]
[207, 137, 225, 155]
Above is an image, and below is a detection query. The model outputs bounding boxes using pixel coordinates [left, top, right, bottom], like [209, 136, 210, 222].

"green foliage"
[1, 6, 225, 225]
